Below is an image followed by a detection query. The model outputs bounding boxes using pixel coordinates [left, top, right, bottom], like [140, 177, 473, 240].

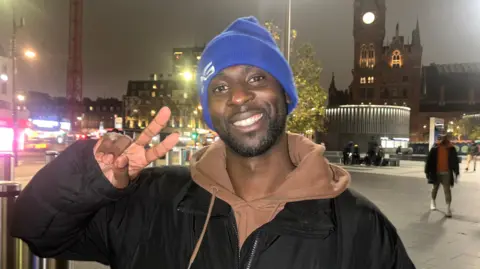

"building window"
[1, 83, 6, 94]
[359, 44, 375, 68]
[402, 88, 408, 98]
[151, 91, 156, 97]
[402, 76, 409, 82]
[152, 84, 157, 89]
[390, 88, 398, 97]
[367, 44, 375, 68]
[380, 88, 389, 98]
[366, 88, 374, 99]
[391, 50, 402, 68]
[89, 106, 93, 111]
[367, 76, 374, 84]
[468, 88, 475, 105]
[360, 77, 366, 84]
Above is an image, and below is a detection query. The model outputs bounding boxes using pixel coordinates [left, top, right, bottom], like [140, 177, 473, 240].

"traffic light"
[191, 132, 198, 140]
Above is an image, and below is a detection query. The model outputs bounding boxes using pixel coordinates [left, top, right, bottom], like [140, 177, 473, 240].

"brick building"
[417, 63, 480, 140]
[329, 0, 423, 140]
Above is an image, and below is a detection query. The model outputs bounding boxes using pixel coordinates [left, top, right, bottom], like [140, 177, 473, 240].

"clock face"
[362, 12, 375, 24]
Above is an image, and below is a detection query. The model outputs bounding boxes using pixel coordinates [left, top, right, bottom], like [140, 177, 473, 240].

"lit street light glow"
[182, 71, 193, 81]
[0, 74, 8, 81]
[24, 49, 36, 59]
[17, 94, 25, 102]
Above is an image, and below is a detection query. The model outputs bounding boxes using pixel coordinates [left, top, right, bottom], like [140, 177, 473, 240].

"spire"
[329, 72, 337, 92]
[412, 17, 421, 45]
[395, 22, 399, 37]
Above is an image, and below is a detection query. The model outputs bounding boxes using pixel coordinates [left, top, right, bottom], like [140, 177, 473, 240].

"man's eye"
[212, 85, 228, 93]
[248, 75, 266, 83]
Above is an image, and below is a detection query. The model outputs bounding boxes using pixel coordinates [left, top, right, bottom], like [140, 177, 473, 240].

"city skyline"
[0, 0, 479, 98]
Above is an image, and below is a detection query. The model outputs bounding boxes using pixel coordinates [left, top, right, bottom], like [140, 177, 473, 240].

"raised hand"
[93, 107, 179, 189]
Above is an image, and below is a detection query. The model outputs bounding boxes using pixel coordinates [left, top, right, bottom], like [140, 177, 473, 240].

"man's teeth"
[233, 114, 263, 127]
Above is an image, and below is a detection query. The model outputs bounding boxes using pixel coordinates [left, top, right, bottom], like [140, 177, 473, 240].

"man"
[425, 134, 459, 217]
[12, 17, 415, 269]
[465, 141, 478, 172]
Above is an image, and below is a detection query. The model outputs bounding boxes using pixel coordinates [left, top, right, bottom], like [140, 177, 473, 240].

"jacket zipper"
[230, 210, 260, 269]
[245, 233, 259, 269]
[230, 211, 240, 269]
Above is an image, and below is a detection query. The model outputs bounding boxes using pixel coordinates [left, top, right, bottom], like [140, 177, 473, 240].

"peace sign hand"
[93, 107, 180, 189]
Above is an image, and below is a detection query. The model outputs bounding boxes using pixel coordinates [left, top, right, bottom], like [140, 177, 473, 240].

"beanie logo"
[200, 61, 215, 94]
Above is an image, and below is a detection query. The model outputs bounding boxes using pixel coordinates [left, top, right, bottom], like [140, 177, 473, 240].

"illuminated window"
[359, 45, 368, 68]
[152, 84, 157, 89]
[151, 91, 156, 97]
[367, 44, 375, 68]
[359, 44, 375, 68]
[360, 77, 366, 84]
[367, 76, 374, 84]
[89, 106, 93, 111]
[391, 50, 402, 68]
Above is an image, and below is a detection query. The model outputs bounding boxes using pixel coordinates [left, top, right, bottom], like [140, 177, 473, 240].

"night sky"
[1, 0, 479, 99]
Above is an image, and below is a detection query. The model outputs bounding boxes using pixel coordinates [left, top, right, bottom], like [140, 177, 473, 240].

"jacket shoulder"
[134, 165, 192, 202]
[336, 189, 394, 227]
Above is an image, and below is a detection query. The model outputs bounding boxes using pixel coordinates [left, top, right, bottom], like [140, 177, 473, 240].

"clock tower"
[351, 0, 386, 103]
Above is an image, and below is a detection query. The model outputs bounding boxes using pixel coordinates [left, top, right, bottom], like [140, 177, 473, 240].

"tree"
[456, 117, 480, 140]
[264, 21, 327, 135]
[288, 44, 327, 134]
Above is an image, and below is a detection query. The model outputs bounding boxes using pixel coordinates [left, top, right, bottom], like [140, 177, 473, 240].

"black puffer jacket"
[12, 140, 416, 269]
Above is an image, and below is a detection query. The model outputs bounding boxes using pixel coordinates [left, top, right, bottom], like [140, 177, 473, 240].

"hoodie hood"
[189, 133, 350, 247]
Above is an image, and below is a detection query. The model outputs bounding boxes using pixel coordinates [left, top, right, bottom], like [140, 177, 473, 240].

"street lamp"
[16, 94, 25, 102]
[24, 49, 36, 59]
[182, 70, 193, 81]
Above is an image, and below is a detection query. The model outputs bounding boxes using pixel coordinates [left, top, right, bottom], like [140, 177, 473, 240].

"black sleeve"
[424, 147, 434, 174]
[450, 147, 460, 175]
[356, 209, 416, 269]
[11, 140, 137, 264]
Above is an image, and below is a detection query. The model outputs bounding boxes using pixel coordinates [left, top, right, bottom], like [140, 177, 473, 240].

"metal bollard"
[0, 153, 14, 182]
[179, 148, 186, 166]
[0, 181, 22, 269]
[45, 151, 60, 164]
[165, 151, 171, 165]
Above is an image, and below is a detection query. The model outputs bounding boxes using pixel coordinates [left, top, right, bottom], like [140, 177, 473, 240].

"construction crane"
[66, 0, 83, 127]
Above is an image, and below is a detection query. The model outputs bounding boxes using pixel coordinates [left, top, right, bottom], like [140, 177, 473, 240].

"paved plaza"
[12, 160, 480, 269]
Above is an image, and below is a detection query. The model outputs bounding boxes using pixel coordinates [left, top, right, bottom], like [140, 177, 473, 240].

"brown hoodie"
[189, 133, 351, 248]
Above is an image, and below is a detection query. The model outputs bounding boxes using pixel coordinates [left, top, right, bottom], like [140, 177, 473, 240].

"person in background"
[465, 142, 478, 172]
[342, 141, 353, 165]
[425, 134, 459, 217]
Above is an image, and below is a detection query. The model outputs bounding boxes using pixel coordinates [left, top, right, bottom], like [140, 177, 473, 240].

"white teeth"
[233, 114, 263, 127]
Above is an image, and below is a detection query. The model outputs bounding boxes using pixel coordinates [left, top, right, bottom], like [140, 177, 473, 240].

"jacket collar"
[174, 179, 336, 238]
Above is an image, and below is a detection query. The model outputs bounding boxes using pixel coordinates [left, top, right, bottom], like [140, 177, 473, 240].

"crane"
[66, 0, 83, 127]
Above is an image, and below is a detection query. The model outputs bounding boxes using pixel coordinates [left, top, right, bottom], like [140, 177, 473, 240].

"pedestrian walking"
[425, 134, 460, 217]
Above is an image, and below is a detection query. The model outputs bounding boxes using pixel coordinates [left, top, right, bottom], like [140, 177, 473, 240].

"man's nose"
[229, 85, 253, 106]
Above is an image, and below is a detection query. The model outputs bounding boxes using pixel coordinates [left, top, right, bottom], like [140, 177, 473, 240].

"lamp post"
[284, 0, 292, 64]
[11, 3, 25, 167]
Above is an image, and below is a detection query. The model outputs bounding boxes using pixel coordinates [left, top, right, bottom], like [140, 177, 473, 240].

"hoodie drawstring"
[187, 186, 218, 269]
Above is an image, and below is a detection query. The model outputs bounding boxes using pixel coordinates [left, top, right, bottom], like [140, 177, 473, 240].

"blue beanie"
[196, 16, 298, 130]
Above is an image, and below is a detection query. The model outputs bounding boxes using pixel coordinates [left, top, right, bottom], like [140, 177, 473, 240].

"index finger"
[135, 106, 171, 146]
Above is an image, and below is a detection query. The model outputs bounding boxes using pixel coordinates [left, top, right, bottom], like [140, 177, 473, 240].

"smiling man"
[12, 17, 415, 269]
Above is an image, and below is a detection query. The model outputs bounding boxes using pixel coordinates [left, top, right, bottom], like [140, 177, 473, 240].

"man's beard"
[220, 113, 286, 157]
[217, 109, 287, 157]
